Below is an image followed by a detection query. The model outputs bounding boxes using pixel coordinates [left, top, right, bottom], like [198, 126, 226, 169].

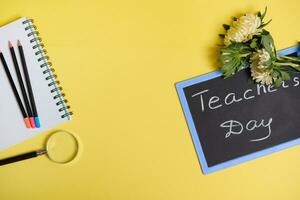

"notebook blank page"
[0, 18, 70, 151]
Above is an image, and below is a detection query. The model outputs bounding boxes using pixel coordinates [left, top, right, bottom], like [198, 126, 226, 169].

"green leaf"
[274, 78, 282, 87]
[238, 58, 249, 71]
[223, 24, 230, 31]
[261, 29, 270, 35]
[221, 62, 231, 71]
[261, 33, 275, 57]
[260, 19, 272, 29]
[250, 38, 258, 49]
[261, 7, 267, 21]
[219, 42, 252, 78]
[272, 70, 280, 79]
[257, 11, 262, 18]
[280, 71, 291, 81]
[264, 58, 272, 68]
[219, 34, 225, 38]
[219, 55, 232, 63]
[222, 63, 235, 78]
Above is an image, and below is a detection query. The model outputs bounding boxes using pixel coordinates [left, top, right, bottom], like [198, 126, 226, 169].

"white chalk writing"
[220, 118, 273, 142]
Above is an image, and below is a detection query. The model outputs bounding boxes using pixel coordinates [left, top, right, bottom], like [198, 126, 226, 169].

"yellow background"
[0, 0, 299, 199]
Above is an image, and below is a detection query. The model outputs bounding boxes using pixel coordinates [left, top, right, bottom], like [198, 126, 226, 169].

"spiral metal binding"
[22, 19, 73, 119]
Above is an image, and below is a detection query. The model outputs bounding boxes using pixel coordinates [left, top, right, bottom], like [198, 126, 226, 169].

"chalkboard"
[176, 46, 300, 174]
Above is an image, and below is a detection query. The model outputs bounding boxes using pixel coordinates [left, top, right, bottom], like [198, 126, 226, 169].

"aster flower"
[250, 49, 271, 69]
[218, 7, 300, 87]
[250, 49, 273, 85]
[224, 14, 262, 46]
[251, 66, 273, 85]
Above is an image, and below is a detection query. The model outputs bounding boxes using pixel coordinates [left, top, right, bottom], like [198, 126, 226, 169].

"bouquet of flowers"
[219, 7, 300, 86]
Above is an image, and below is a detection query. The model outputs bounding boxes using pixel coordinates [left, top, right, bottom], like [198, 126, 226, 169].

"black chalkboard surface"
[176, 46, 300, 174]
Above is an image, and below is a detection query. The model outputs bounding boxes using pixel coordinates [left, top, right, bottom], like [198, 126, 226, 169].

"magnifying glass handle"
[0, 149, 47, 166]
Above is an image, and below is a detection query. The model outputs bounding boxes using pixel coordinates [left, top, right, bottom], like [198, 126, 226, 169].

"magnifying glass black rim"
[46, 130, 79, 164]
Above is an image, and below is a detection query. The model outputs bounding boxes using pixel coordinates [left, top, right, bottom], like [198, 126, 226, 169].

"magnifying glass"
[0, 130, 79, 166]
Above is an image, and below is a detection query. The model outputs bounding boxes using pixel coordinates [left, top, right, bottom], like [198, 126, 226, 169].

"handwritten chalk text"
[220, 118, 273, 142]
[192, 77, 300, 112]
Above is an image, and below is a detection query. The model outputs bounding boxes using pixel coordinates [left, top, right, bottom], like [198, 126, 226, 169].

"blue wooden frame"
[176, 45, 300, 174]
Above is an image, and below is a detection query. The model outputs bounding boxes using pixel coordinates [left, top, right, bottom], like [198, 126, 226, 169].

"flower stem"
[274, 62, 298, 67]
[274, 61, 300, 68]
[277, 55, 300, 62]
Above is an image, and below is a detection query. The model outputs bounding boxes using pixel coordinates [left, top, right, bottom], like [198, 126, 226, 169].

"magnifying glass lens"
[47, 131, 79, 163]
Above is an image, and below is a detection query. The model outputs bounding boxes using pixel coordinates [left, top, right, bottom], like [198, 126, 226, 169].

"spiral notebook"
[0, 17, 72, 151]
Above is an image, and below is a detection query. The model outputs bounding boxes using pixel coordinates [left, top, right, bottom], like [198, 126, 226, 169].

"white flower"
[250, 49, 273, 85]
[250, 49, 271, 69]
[251, 67, 273, 85]
[224, 14, 262, 46]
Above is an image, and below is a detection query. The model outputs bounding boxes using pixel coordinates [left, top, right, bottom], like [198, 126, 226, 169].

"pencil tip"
[24, 117, 31, 128]
[35, 117, 41, 128]
[8, 41, 12, 48]
[17, 40, 21, 46]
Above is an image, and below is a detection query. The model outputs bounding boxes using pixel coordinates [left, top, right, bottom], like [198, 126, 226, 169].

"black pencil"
[17, 40, 40, 128]
[0, 49, 31, 128]
[9, 41, 34, 128]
